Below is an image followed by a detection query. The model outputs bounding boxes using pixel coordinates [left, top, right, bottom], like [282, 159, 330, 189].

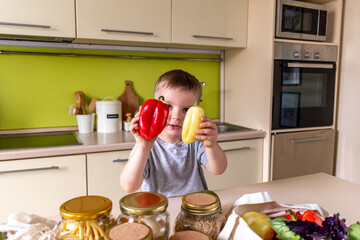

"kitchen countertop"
[109, 173, 360, 236]
[0, 127, 265, 161]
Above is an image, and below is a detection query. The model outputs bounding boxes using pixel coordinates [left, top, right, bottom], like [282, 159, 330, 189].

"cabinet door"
[0, 0, 75, 39]
[271, 129, 336, 180]
[172, 0, 248, 48]
[76, 0, 171, 43]
[0, 155, 86, 223]
[87, 150, 132, 207]
[203, 139, 263, 190]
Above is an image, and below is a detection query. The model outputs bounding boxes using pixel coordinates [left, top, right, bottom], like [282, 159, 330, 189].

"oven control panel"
[274, 42, 338, 62]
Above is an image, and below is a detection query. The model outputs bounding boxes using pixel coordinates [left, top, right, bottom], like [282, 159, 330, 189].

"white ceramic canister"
[96, 97, 122, 133]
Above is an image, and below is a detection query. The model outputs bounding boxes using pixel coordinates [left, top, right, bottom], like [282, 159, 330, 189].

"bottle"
[118, 192, 169, 240]
[175, 192, 226, 240]
[58, 195, 115, 240]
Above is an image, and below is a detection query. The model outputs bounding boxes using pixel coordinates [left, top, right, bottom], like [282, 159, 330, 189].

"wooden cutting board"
[118, 80, 139, 120]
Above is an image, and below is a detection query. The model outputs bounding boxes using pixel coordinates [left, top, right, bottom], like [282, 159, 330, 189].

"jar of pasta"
[106, 222, 153, 240]
[174, 192, 226, 240]
[58, 195, 115, 240]
[118, 192, 169, 240]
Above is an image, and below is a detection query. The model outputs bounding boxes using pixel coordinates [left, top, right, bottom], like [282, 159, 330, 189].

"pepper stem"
[158, 96, 165, 101]
[194, 99, 202, 106]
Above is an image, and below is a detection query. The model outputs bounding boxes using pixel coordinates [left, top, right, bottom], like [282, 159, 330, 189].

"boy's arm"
[204, 143, 227, 175]
[120, 106, 155, 193]
[196, 117, 227, 175]
[120, 145, 152, 193]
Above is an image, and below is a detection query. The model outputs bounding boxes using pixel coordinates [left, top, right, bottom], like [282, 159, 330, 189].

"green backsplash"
[0, 46, 220, 130]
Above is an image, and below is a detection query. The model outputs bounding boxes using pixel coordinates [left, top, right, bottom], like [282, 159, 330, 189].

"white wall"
[336, 0, 360, 184]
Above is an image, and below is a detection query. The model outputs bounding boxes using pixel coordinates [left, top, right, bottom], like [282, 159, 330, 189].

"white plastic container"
[96, 97, 122, 133]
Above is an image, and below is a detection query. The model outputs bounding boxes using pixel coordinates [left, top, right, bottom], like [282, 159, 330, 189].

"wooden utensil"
[75, 91, 87, 114]
[118, 81, 139, 120]
[88, 97, 98, 114]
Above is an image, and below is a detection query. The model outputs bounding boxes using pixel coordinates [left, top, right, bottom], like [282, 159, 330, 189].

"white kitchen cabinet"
[87, 150, 132, 207]
[203, 139, 263, 190]
[0, 155, 86, 223]
[172, 0, 248, 48]
[0, 0, 75, 41]
[75, 0, 171, 44]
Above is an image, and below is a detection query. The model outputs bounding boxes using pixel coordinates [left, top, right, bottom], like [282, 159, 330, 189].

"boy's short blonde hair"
[154, 70, 202, 99]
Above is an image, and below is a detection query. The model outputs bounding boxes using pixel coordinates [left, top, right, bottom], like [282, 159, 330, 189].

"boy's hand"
[195, 116, 218, 148]
[130, 106, 156, 148]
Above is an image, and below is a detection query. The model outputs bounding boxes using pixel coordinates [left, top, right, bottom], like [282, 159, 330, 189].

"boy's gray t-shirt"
[132, 139, 208, 197]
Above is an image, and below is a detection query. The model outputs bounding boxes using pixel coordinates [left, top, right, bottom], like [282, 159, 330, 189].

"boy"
[120, 69, 227, 197]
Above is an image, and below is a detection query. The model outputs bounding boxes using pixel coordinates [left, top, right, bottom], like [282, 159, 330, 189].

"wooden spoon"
[88, 97, 98, 114]
[75, 91, 87, 114]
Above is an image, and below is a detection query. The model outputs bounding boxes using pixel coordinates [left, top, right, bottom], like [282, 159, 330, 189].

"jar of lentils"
[58, 195, 115, 240]
[118, 192, 169, 240]
[175, 192, 226, 240]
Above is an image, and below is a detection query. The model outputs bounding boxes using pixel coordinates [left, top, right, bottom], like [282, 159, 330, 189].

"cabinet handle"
[0, 22, 51, 29]
[101, 29, 154, 35]
[290, 137, 325, 143]
[113, 159, 128, 163]
[224, 147, 250, 152]
[192, 35, 233, 41]
[0, 165, 59, 174]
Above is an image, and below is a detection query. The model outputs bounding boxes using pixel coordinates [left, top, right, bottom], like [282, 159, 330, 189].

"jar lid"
[106, 222, 152, 240]
[60, 195, 112, 221]
[181, 192, 219, 215]
[120, 192, 168, 215]
[170, 230, 212, 240]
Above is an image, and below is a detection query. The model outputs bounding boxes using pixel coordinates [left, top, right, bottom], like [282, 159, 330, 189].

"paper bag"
[217, 191, 329, 240]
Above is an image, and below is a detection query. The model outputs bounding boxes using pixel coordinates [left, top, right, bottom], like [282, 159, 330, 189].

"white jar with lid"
[96, 97, 122, 133]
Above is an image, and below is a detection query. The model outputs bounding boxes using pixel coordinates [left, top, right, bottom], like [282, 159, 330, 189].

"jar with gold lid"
[174, 192, 226, 240]
[118, 192, 169, 240]
[57, 195, 115, 240]
[106, 222, 153, 240]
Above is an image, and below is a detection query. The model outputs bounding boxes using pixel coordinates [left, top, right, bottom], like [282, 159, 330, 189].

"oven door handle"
[287, 63, 334, 69]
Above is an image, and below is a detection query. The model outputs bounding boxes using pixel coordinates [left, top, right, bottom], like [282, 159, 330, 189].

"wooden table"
[161, 173, 360, 234]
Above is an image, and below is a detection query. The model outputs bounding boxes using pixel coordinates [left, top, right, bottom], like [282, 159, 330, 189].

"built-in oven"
[271, 42, 338, 180]
[272, 42, 337, 130]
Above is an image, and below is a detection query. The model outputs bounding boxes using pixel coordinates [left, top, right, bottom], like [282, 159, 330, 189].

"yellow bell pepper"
[242, 211, 275, 240]
[182, 99, 204, 144]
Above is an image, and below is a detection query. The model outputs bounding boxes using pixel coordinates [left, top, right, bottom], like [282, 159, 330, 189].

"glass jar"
[170, 230, 212, 240]
[118, 192, 169, 240]
[175, 192, 226, 240]
[58, 195, 115, 240]
[106, 222, 153, 240]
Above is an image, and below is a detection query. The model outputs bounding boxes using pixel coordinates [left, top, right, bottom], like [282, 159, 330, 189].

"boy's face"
[155, 86, 199, 143]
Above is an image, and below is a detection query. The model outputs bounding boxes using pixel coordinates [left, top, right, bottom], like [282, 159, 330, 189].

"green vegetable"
[268, 217, 301, 240]
[348, 222, 360, 240]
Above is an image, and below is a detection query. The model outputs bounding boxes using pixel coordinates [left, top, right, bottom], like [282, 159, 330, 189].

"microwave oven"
[276, 0, 328, 41]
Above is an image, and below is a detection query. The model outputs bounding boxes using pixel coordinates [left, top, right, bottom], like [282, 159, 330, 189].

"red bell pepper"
[301, 210, 323, 226]
[139, 96, 169, 140]
[284, 210, 302, 221]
